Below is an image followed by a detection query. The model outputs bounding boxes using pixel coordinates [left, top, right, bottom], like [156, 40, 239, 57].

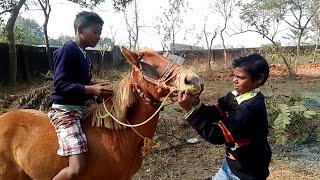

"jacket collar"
[231, 88, 260, 105]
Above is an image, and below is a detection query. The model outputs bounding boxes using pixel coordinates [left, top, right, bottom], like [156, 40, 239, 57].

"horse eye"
[139, 62, 159, 80]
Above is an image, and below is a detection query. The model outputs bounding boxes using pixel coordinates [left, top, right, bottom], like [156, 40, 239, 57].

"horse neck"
[127, 97, 160, 138]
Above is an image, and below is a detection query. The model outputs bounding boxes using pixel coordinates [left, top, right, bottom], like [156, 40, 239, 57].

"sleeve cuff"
[183, 100, 202, 120]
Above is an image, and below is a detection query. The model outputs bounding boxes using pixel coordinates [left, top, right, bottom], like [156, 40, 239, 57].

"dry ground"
[0, 63, 320, 180]
[132, 62, 320, 180]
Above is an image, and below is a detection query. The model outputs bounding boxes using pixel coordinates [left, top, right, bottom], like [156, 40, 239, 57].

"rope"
[100, 88, 178, 128]
[99, 64, 200, 128]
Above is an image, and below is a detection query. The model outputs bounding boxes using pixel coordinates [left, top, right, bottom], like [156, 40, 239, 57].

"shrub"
[266, 92, 320, 145]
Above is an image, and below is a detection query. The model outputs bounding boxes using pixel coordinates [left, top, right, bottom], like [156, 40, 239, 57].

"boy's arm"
[186, 104, 226, 144]
[53, 48, 86, 96]
[216, 92, 233, 112]
[85, 84, 113, 98]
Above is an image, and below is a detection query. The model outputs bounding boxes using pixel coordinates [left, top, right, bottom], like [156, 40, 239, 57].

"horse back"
[0, 109, 67, 179]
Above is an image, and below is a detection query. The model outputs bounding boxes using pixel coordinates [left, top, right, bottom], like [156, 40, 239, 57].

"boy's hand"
[178, 91, 200, 112]
[85, 83, 113, 99]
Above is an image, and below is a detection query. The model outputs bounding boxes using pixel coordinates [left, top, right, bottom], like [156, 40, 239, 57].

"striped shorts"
[48, 105, 88, 156]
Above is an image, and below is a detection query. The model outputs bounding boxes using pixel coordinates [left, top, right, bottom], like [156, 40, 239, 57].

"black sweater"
[187, 92, 271, 180]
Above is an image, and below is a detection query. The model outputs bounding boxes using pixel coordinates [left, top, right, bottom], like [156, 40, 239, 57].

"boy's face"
[233, 67, 261, 94]
[79, 25, 102, 47]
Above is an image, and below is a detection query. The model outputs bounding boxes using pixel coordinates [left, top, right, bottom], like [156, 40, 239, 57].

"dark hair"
[74, 11, 104, 33]
[232, 53, 269, 85]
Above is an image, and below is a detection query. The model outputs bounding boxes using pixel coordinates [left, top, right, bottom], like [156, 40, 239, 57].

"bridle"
[130, 56, 185, 107]
[99, 56, 186, 158]
[99, 55, 195, 157]
[100, 55, 187, 128]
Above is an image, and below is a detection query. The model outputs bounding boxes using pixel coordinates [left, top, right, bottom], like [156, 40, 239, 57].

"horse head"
[91, 47, 202, 130]
[120, 46, 202, 104]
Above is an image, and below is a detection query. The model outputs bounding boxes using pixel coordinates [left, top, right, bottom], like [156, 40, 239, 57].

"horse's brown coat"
[0, 47, 201, 179]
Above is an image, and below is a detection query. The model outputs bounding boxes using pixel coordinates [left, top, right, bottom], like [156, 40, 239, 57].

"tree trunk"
[39, 0, 52, 70]
[22, 48, 32, 83]
[312, 43, 318, 62]
[44, 19, 52, 70]
[172, 27, 175, 51]
[294, 32, 302, 73]
[273, 42, 294, 77]
[5, 0, 26, 85]
[313, 29, 320, 62]
[221, 35, 227, 69]
[207, 50, 211, 71]
[6, 21, 17, 85]
[133, 0, 138, 50]
[220, 22, 227, 69]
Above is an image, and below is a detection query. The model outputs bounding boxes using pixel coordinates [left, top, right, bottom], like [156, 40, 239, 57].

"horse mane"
[85, 74, 135, 130]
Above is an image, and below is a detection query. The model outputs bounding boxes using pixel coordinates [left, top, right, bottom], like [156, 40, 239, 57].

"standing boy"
[48, 11, 110, 179]
[178, 54, 272, 179]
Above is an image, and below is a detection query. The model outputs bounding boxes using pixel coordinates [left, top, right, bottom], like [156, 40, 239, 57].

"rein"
[98, 59, 196, 128]
[101, 88, 178, 128]
[98, 58, 196, 158]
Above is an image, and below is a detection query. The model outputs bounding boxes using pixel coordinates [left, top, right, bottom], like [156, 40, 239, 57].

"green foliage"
[240, 0, 284, 33]
[0, 1, 19, 15]
[98, 37, 114, 51]
[0, 16, 43, 45]
[316, 126, 320, 145]
[260, 43, 284, 63]
[267, 92, 319, 145]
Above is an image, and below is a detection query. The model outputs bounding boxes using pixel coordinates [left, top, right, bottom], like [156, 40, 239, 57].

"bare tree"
[203, 16, 218, 71]
[122, 0, 141, 50]
[156, 0, 188, 51]
[37, 0, 52, 69]
[213, 0, 236, 68]
[310, 0, 320, 62]
[108, 25, 117, 45]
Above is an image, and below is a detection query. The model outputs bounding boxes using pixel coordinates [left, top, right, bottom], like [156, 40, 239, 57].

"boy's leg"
[212, 160, 240, 180]
[53, 153, 87, 180]
[48, 106, 88, 179]
[212, 161, 229, 180]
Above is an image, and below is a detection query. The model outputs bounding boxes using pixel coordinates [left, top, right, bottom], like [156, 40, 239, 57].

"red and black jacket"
[186, 92, 271, 180]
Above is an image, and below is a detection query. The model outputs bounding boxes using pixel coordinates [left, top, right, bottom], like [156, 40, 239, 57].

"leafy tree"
[0, 16, 43, 45]
[16, 16, 43, 45]
[310, 0, 320, 62]
[239, 0, 294, 76]
[280, 0, 315, 65]
[2, 0, 27, 85]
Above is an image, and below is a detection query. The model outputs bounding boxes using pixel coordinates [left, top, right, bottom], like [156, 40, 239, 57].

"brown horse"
[0, 47, 201, 180]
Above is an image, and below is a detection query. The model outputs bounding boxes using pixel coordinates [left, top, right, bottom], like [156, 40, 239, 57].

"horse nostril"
[184, 77, 193, 85]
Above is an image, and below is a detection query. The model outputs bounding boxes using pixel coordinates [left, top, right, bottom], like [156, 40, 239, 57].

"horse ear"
[120, 46, 139, 67]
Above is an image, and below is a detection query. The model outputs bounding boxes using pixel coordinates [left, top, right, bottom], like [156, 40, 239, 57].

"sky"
[20, 0, 282, 50]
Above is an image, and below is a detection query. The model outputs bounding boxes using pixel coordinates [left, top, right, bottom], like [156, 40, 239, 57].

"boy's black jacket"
[187, 92, 272, 180]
